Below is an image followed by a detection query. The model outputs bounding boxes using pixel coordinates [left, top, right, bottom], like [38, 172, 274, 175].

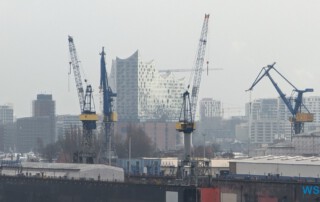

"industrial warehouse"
[229, 156, 320, 178]
[1, 161, 124, 182]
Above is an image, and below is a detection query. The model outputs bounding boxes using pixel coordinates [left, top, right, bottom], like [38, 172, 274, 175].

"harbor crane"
[99, 47, 117, 165]
[247, 62, 314, 135]
[68, 36, 98, 164]
[176, 14, 210, 160]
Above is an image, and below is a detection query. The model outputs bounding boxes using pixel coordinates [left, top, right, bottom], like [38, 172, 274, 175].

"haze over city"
[1, 0, 320, 118]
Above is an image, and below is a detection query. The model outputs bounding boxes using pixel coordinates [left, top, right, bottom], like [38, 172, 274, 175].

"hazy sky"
[1, 0, 320, 118]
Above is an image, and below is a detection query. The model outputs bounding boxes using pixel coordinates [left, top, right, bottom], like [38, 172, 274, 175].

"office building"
[16, 94, 56, 152]
[16, 116, 52, 152]
[32, 94, 55, 117]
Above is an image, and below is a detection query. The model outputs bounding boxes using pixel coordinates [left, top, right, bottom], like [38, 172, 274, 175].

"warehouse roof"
[21, 162, 123, 172]
[230, 155, 320, 166]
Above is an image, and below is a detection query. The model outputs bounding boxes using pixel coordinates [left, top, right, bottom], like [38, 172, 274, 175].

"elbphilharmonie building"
[110, 50, 185, 122]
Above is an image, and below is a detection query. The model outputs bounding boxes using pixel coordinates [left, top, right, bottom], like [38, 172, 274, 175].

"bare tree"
[115, 125, 156, 158]
[193, 143, 221, 158]
[56, 126, 82, 163]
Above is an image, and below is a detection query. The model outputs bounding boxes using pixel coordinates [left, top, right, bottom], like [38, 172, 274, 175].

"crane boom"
[68, 36, 85, 112]
[247, 63, 314, 135]
[190, 14, 210, 119]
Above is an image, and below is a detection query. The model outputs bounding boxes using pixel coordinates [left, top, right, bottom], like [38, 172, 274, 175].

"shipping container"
[200, 188, 220, 202]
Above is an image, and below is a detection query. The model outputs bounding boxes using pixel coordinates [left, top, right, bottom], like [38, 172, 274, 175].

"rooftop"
[230, 155, 320, 166]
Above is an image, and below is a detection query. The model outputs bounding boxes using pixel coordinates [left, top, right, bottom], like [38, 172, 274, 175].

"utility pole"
[202, 133, 206, 159]
[128, 136, 131, 176]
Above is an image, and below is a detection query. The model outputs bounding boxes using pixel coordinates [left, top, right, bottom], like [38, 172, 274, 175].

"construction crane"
[176, 14, 210, 160]
[99, 47, 117, 165]
[246, 62, 314, 135]
[68, 36, 98, 164]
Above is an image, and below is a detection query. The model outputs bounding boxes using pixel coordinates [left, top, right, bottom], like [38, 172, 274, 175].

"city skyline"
[1, 0, 320, 118]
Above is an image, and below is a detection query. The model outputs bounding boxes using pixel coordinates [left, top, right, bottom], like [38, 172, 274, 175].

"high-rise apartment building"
[199, 98, 221, 120]
[0, 105, 13, 124]
[111, 50, 185, 122]
[198, 98, 223, 142]
[0, 105, 15, 152]
[247, 98, 291, 144]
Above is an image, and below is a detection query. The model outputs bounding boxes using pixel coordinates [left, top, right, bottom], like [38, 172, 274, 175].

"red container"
[200, 188, 220, 202]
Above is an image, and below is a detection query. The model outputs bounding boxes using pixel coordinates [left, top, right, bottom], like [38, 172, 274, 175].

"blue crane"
[247, 62, 314, 135]
[99, 47, 117, 165]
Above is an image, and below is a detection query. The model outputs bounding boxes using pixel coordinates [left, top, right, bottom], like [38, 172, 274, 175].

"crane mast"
[190, 14, 210, 119]
[68, 36, 98, 164]
[99, 47, 117, 165]
[247, 62, 314, 135]
[176, 14, 210, 161]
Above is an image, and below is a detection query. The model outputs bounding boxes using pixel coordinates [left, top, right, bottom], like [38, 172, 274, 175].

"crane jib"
[247, 63, 314, 135]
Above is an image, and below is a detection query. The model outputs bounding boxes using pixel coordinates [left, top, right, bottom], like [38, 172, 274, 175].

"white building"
[304, 96, 320, 131]
[111, 50, 185, 122]
[230, 155, 320, 178]
[199, 98, 221, 120]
